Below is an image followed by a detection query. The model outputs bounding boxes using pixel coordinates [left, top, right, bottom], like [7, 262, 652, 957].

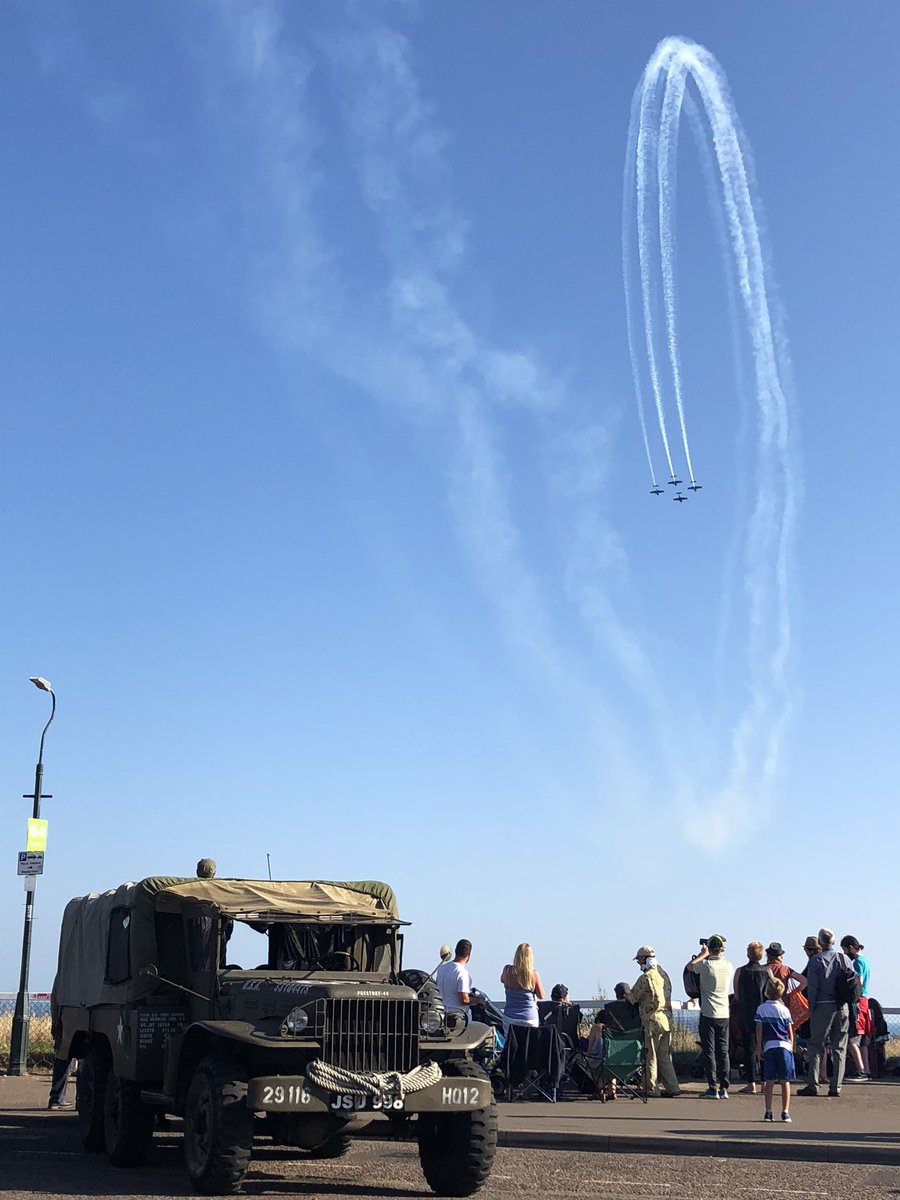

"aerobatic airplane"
[673, 492, 687, 503]
[688, 480, 702, 492]
[668, 475, 682, 486]
[650, 485, 664, 495]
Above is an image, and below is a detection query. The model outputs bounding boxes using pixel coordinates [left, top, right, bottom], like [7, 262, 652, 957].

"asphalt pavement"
[3, 1073, 900, 1200]
[493, 1078, 900, 1164]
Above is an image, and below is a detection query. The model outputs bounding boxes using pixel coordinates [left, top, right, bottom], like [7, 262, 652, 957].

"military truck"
[53, 877, 496, 1195]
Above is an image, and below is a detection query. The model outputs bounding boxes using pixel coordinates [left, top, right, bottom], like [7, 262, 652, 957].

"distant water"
[673, 1007, 900, 1039]
[5, 998, 900, 1038]
[0, 996, 51, 1020]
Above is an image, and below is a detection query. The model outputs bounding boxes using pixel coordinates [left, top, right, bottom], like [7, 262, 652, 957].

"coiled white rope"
[306, 1058, 443, 1105]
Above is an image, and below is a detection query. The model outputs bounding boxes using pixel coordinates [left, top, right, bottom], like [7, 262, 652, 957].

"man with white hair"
[797, 927, 853, 1097]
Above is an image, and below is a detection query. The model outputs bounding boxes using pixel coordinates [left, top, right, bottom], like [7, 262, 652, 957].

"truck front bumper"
[247, 1074, 492, 1114]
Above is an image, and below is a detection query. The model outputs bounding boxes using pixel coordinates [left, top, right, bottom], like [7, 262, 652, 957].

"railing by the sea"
[4, 992, 899, 1072]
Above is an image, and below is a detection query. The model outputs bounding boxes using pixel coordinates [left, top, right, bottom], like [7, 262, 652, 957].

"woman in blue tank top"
[501, 943, 545, 1029]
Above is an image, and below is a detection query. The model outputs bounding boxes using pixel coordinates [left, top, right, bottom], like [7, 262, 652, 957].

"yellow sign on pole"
[26, 818, 48, 852]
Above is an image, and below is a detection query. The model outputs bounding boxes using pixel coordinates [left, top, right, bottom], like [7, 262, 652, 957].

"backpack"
[868, 996, 889, 1041]
[682, 964, 701, 1001]
[834, 957, 862, 1006]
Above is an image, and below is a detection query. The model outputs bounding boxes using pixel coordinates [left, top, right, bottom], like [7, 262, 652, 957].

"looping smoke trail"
[623, 36, 798, 845]
[623, 79, 675, 483]
[656, 59, 695, 483]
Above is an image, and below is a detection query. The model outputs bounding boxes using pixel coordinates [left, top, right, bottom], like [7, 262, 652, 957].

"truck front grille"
[316, 998, 419, 1074]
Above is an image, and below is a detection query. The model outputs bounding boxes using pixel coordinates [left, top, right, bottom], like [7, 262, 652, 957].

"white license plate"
[439, 1083, 484, 1107]
[259, 1083, 315, 1107]
[328, 1093, 404, 1112]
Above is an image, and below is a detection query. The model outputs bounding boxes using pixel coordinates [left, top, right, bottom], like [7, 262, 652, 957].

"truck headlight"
[420, 1009, 445, 1036]
[280, 1007, 310, 1037]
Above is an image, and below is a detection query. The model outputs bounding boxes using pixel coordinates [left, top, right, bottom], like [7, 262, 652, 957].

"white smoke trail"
[656, 60, 696, 483]
[682, 89, 753, 709]
[624, 76, 677, 481]
[622, 101, 663, 486]
[625, 36, 798, 844]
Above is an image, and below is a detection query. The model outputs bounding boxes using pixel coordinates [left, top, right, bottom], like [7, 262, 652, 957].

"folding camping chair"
[566, 1042, 607, 1099]
[497, 1023, 566, 1102]
[539, 1002, 582, 1049]
[538, 1003, 583, 1097]
[596, 1027, 647, 1103]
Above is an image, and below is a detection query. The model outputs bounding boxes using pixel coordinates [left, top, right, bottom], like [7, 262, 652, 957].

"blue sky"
[2, 1, 899, 1004]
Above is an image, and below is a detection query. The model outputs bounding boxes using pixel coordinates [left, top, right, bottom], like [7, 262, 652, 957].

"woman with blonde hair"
[500, 943, 545, 1029]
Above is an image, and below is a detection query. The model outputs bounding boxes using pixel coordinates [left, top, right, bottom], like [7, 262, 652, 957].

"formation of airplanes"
[650, 475, 702, 502]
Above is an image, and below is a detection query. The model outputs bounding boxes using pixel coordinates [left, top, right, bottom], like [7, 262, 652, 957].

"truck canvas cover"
[53, 877, 399, 1008]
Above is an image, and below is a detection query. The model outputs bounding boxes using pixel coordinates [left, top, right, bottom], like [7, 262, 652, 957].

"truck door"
[181, 901, 219, 1020]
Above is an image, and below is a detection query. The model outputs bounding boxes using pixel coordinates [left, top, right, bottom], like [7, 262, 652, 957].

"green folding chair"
[598, 1027, 647, 1103]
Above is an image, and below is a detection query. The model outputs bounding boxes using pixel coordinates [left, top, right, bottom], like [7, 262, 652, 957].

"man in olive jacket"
[629, 945, 681, 1098]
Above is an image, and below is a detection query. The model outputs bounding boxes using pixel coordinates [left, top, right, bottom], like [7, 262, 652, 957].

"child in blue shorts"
[755, 977, 795, 1122]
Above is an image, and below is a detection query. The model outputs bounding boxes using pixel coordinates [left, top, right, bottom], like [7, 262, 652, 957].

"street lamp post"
[7, 677, 56, 1077]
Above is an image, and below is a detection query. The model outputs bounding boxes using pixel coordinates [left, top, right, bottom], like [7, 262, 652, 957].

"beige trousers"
[644, 1018, 680, 1095]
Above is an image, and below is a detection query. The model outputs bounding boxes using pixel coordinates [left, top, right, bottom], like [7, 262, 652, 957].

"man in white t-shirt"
[435, 939, 473, 1017]
[686, 935, 734, 1099]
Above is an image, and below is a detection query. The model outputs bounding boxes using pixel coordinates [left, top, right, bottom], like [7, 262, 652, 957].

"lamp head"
[29, 677, 54, 693]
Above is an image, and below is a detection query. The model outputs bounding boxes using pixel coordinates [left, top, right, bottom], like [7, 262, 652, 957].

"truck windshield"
[223, 919, 394, 973]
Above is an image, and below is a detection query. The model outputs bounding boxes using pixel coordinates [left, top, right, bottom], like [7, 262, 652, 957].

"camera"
[699, 938, 708, 947]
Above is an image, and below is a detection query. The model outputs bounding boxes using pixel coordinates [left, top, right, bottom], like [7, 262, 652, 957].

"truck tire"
[77, 1041, 110, 1153]
[104, 1070, 155, 1167]
[417, 1061, 497, 1197]
[183, 1057, 253, 1195]
[305, 1128, 352, 1159]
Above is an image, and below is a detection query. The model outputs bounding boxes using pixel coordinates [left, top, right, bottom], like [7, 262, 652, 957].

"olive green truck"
[53, 877, 496, 1195]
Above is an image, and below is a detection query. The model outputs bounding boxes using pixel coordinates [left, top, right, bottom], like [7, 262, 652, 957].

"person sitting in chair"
[541, 983, 572, 1023]
[596, 983, 642, 1033]
[541, 983, 582, 1054]
[583, 1011, 617, 1100]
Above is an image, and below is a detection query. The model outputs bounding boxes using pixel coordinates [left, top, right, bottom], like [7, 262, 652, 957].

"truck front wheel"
[184, 1057, 253, 1195]
[77, 1041, 110, 1152]
[417, 1062, 497, 1197]
[104, 1070, 155, 1166]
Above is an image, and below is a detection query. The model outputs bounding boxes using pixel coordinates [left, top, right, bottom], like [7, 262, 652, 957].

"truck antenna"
[266, 853, 272, 881]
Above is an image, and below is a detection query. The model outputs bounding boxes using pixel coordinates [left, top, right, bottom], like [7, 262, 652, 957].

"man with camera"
[687, 935, 734, 1099]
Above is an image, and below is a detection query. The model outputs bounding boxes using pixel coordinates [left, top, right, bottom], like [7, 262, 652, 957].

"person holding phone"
[687, 935, 734, 1099]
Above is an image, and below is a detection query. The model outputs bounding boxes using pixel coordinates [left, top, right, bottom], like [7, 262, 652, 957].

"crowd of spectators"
[435, 928, 878, 1117]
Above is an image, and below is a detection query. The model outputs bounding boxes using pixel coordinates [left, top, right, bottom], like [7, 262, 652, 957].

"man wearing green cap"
[687, 935, 734, 1099]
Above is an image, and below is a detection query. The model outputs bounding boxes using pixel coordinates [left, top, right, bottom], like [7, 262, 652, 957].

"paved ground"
[493, 1078, 900, 1163]
[3, 1074, 900, 1199]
